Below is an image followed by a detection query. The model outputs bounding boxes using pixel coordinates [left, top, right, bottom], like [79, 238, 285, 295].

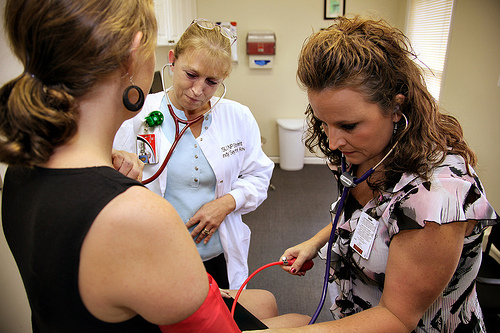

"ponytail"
[0, 73, 78, 167]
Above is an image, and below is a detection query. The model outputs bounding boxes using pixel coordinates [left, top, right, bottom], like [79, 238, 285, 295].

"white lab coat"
[114, 92, 274, 288]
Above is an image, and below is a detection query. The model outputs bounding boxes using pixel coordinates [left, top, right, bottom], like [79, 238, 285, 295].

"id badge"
[350, 211, 379, 260]
[137, 134, 158, 164]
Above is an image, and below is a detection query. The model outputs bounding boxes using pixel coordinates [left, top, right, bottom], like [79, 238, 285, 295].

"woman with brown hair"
[256, 16, 498, 332]
[0, 1, 280, 331]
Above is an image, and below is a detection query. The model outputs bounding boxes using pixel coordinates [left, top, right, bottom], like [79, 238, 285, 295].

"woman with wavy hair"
[258, 16, 498, 332]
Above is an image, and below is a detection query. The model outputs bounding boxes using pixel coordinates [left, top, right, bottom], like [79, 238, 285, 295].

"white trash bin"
[277, 118, 306, 171]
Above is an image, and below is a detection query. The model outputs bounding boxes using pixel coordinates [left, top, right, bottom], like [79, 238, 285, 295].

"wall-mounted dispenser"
[247, 31, 275, 69]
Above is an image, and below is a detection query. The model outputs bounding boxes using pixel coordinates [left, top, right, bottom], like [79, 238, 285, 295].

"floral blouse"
[326, 153, 499, 332]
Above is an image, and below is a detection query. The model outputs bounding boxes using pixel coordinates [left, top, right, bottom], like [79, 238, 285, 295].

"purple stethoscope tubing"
[308, 113, 408, 324]
[308, 156, 374, 324]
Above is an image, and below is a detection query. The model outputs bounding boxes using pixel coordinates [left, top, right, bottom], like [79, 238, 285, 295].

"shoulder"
[392, 153, 473, 193]
[387, 153, 494, 232]
[85, 185, 183, 263]
[214, 97, 252, 115]
[212, 98, 256, 124]
[145, 91, 164, 108]
[99, 185, 191, 240]
[79, 185, 209, 324]
[135, 92, 164, 119]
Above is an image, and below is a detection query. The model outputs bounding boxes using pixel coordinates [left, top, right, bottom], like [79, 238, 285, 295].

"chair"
[476, 223, 500, 331]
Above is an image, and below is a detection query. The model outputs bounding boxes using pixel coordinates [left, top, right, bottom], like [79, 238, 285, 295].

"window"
[406, 0, 454, 101]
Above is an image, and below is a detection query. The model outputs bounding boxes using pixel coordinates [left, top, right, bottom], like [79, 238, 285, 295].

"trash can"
[277, 118, 306, 171]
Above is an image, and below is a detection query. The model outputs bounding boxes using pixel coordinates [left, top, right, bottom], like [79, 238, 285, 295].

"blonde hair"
[173, 21, 233, 78]
[298, 16, 476, 189]
[0, 0, 157, 167]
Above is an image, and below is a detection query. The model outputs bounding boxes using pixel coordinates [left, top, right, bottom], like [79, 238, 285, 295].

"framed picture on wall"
[324, 0, 345, 19]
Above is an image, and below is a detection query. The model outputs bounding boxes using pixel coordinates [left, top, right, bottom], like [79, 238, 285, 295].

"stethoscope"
[230, 113, 410, 324]
[308, 112, 409, 324]
[141, 64, 226, 185]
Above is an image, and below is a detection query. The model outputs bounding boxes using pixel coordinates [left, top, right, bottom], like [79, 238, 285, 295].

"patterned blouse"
[327, 153, 499, 332]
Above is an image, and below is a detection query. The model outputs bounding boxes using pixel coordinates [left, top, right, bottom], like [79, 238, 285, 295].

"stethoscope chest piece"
[340, 171, 357, 188]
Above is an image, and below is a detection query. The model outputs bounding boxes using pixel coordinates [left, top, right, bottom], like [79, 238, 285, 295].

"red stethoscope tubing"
[141, 83, 226, 185]
[230, 259, 314, 317]
[142, 104, 204, 185]
[230, 261, 282, 317]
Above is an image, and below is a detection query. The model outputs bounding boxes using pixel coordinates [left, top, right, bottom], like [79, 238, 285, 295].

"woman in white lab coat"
[114, 19, 274, 290]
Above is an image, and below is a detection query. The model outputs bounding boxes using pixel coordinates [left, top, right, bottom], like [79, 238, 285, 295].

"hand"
[111, 149, 144, 181]
[185, 194, 236, 244]
[280, 240, 319, 276]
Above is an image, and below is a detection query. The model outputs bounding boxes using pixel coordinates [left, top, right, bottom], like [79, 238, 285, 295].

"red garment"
[159, 274, 241, 332]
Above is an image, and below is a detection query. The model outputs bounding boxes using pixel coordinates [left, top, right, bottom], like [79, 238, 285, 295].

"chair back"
[485, 223, 500, 254]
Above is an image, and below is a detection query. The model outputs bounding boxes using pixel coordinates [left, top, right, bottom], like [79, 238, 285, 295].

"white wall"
[440, 0, 500, 210]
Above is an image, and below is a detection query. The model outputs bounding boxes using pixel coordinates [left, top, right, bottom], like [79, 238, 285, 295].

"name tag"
[350, 211, 379, 260]
[137, 134, 158, 164]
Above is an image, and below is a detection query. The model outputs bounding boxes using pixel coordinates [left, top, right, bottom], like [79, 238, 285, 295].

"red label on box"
[247, 42, 275, 55]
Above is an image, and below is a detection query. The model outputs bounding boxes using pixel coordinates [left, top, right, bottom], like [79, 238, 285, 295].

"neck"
[167, 89, 211, 121]
[43, 76, 128, 169]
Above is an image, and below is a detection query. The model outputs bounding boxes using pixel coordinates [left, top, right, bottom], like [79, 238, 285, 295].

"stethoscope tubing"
[141, 104, 204, 184]
[309, 158, 374, 324]
[141, 82, 226, 185]
[308, 113, 409, 324]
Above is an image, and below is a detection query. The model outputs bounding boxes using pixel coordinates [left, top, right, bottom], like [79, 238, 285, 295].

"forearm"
[229, 171, 272, 214]
[310, 224, 333, 252]
[264, 305, 411, 333]
[216, 193, 236, 217]
[282, 224, 333, 274]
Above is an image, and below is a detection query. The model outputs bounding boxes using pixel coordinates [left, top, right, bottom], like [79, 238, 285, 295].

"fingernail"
[291, 268, 297, 274]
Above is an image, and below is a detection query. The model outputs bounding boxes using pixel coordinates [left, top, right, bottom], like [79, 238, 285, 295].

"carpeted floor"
[243, 163, 339, 323]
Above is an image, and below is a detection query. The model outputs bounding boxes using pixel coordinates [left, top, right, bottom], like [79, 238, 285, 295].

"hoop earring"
[123, 76, 144, 112]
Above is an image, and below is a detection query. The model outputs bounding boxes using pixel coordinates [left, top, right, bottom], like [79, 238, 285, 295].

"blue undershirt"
[160, 97, 224, 261]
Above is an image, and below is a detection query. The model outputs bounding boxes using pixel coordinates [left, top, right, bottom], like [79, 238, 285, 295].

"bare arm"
[258, 221, 468, 332]
[78, 186, 209, 325]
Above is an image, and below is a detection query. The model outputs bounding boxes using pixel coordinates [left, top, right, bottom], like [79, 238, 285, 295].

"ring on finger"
[202, 228, 210, 236]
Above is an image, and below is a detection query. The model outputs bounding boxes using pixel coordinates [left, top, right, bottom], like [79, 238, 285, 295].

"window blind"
[407, 0, 454, 101]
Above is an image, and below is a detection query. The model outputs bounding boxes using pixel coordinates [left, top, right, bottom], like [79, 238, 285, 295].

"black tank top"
[2, 166, 161, 333]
